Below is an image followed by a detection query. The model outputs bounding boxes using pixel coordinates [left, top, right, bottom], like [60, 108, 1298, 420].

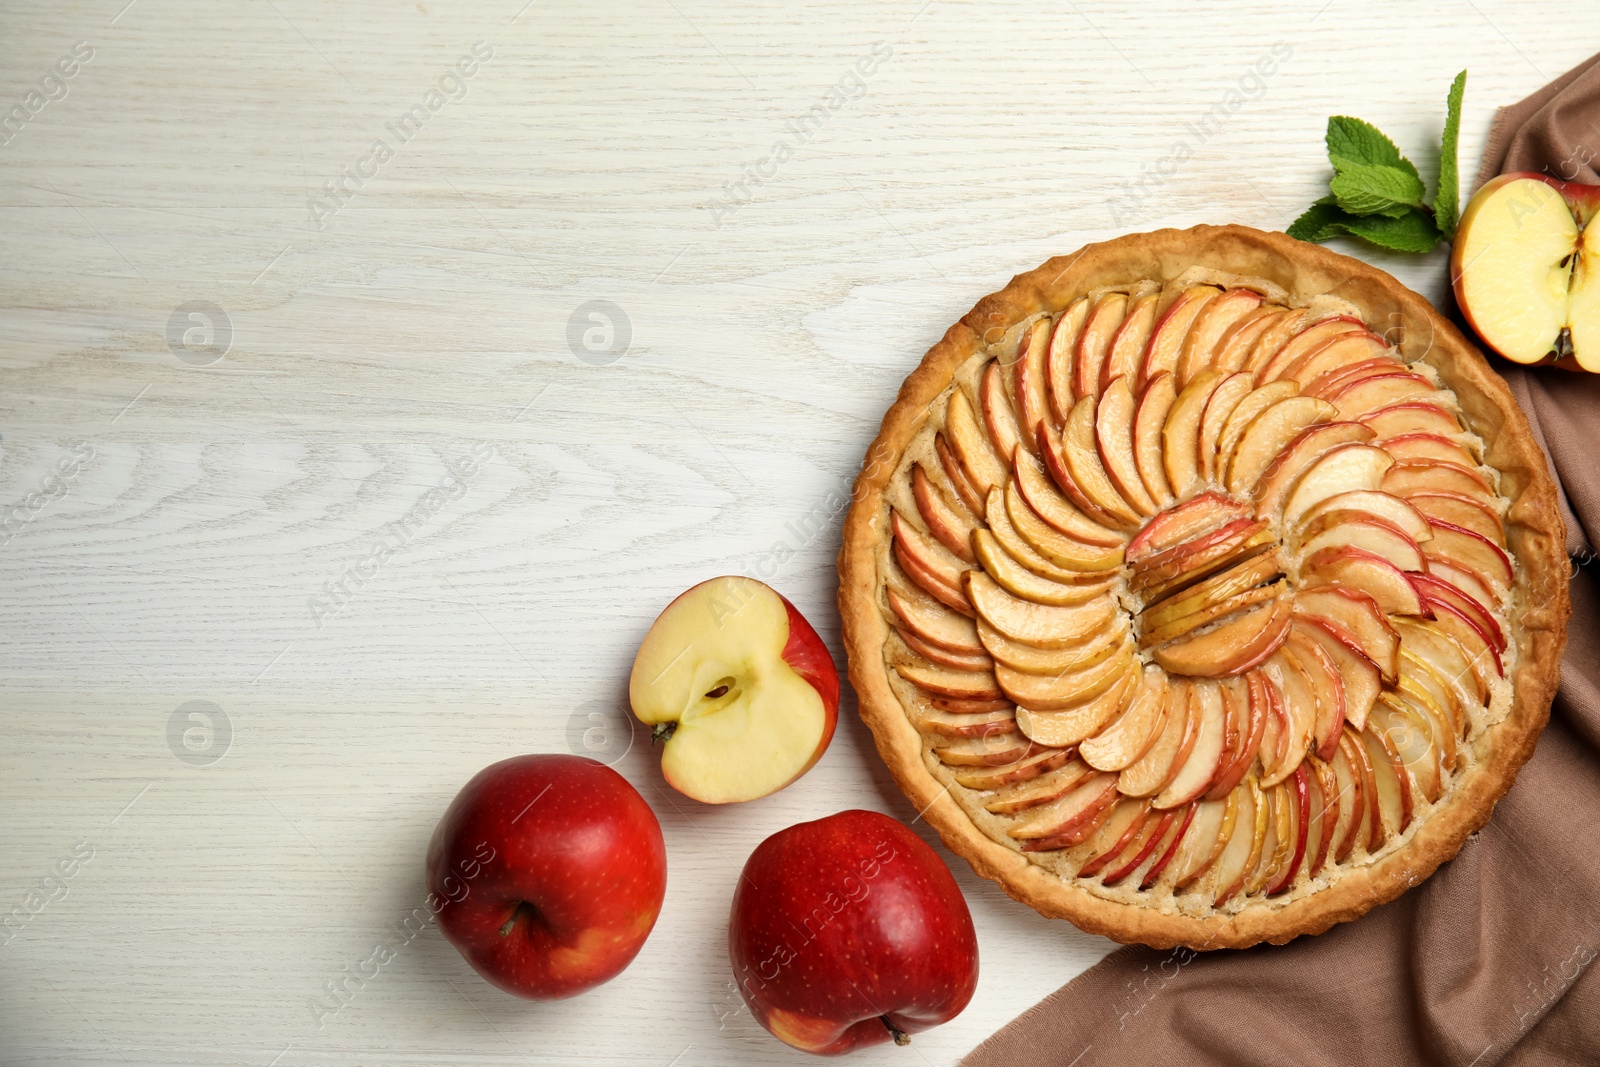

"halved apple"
[1095, 377, 1159, 516]
[1125, 491, 1250, 562]
[1280, 444, 1395, 527]
[1223, 395, 1337, 497]
[1046, 298, 1090, 424]
[1140, 286, 1221, 387]
[1074, 292, 1129, 400]
[1151, 594, 1292, 677]
[1012, 447, 1125, 548]
[1101, 287, 1160, 390]
[1014, 316, 1054, 442]
[1176, 288, 1264, 386]
[1292, 586, 1399, 682]
[1162, 371, 1225, 500]
[912, 464, 977, 563]
[1300, 545, 1428, 614]
[964, 571, 1118, 648]
[1133, 371, 1179, 506]
[1081, 666, 1169, 772]
[630, 576, 839, 804]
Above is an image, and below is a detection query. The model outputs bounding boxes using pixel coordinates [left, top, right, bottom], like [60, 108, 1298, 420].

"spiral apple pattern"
[883, 282, 1514, 907]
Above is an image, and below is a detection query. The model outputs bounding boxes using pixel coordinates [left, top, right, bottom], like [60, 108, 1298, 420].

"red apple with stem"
[630, 576, 839, 804]
[426, 754, 667, 999]
[729, 809, 979, 1055]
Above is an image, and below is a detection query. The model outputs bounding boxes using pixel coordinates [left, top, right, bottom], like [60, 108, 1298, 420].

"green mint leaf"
[1329, 163, 1427, 217]
[1326, 116, 1421, 180]
[1338, 207, 1443, 253]
[1287, 199, 1350, 242]
[1435, 70, 1467, 239]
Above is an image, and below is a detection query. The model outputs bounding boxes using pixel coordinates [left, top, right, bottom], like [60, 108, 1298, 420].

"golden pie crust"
[838, 225, 1570, 949]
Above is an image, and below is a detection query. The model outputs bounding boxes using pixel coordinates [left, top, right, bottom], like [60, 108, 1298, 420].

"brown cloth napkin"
[964, 67, 1600, 1067]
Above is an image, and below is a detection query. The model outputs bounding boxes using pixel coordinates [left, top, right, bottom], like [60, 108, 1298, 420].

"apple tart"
[839, 226, 1569, 948]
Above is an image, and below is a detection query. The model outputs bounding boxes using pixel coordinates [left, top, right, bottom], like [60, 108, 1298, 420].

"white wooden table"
[3, 2, 1595, 1063]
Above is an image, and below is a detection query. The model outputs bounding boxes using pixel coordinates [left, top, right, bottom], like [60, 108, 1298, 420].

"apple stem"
[499, 901, 536, 937]
[880, 1016, 910, 1047]
[651, 722, 677, 745]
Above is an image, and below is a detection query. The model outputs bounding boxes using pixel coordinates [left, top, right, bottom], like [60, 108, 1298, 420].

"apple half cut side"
[630, 576, 839, 804]
[1452, 173, 1600, 370]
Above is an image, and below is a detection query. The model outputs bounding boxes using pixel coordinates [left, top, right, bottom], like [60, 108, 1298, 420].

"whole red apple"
[729, 809, 979, 1055]
[426, 754, 667, 999]
[630, 576, 839, 804]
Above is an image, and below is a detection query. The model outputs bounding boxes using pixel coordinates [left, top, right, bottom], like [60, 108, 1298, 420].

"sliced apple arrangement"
[882, 280, 1514, 909]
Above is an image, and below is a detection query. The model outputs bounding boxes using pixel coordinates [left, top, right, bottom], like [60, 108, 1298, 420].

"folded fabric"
[965, 57, 1600, 1067]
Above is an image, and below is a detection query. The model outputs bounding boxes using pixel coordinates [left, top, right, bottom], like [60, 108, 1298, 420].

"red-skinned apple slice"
[895, 664, 1004, 702]
[1074, 292, 1128, 400]
[1100, 287, 1160, 390]
[945, 388, 1009, 496]
[1214, 306, 1289, 373]
[1125, 491, 1250, 562]
[1303, 356, 1409, 400]
[964, 571, 1118, 648]
[892, 510, 969, 595]
[1168, 796, 1231, 890]
[1329, 733, 1365, 863]
[954, 748, 1075, 790]
[1281, 443, 1395, 527]
[1140, 286, 1221, 387]
[1424, 520, 1513, 597]
[1014, 316, 1053, 442]
[912, 464, 977, 564]
[1300, 545, 1429, 614]
[1285, 627, 1345, 760]
[1245, 780, 1292, 897]
[1407, 491, 1505, 545]
[929, 694, 1013, 715]
[983, 759, 1095, 814]
[1154, 681, 1226, 809]
[1295, 615, 1381, 732]
[1409, 572, 1505, 651]
[1217, 380, 1300, 481]
[935, 433, 985, 517]
[1162, 370, 1225, 500]
[1018, 790, 1121, 852]
[1100, 809, 1178, 886]
[1197, 372, 1255, 484]
[999, 638, 1134, 712]
[976, 616, 1128, 675]
[1095, 376, 1159, 515]
[1130, 517, 1272, 598]
[1298, 518, 1427, 575]
[1400, 648, 1469, 740]
[894, 532, 972, 618]
[1255, 316, 1367, 383]
[1206, 674, 1266, 801]
[1119, 681, 1194, 798]
[897, 627, 992, 672]
[1176, 288, 1264, 386]
[1047, 298, 1090, 424]
[1139, 577, 1285, 650]
[1076, 799, 1152, 878]
[1039, 423, 1134, 530]
[1306, 756, 1339, 878]
[980, 361, 1023, 465]
[630, 576, 839, 804]
[1240, 309, 1310, 376]
[1329, 371, 1435, 421]
[1396, 676, 1458, 775]
[1393, 616, 1489, 706]
[1361, 720, 1415, 840]
[1151, 594, 1292, 678]
[886, 586, 984, 656]
[1260, 651, 1314, 786]
[973, 529, 1114, 607]
[1141, 803, 1199, 889]
[1252, 423, 1377, 516]
[1007, 772, 1121, 839]
[932, 734, 1033, 767]
[1294, 489, 1433, 543]
[1292, 586, 1399, 683]
[1360, 401, 1463, 440]
[1379, 432, 1479, 468]
[1012, 447, 1124, 547]
[1286, 332, 1391, 389]
[1133, 371, 1179, 507]
[1382, 459, 1497, 504]
[1223, 395, 1337, 497]
[1001, 483, 1127, 575]
[1210, 775, 1267, 904]
[1266, 764, 1311, 896]
[1137, 550, 1284, 638]
[1425, 599, 1503, 678]
[1063, 396, 1144, 526]
[1371, 699, 1441, 803]
[1015, 669, 1138, 746]
[919, 708, 1016, 740]
[1345, 724, 1385, 855]
[1081, 666, 1169, 772]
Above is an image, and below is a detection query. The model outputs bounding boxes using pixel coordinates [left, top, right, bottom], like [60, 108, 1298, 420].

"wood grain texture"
[1, 1, 1596, 1063]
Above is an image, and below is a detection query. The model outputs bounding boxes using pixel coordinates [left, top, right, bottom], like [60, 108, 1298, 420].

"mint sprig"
[1287, 71, 1466, 254]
